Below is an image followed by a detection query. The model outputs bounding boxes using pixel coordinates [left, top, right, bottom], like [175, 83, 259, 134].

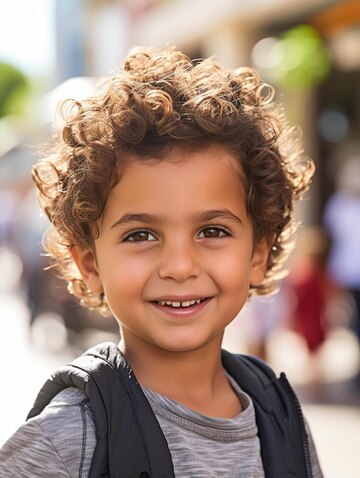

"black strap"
[222, 350, 308, 477]
[28, 342, 175, 478]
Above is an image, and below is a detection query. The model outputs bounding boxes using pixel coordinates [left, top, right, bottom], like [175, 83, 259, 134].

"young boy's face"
[74, 145, 269, 354]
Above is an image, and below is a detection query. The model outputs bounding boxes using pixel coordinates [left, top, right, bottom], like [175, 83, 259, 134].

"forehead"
[118, 144, 244, 192]
[101, 145, 248, 224]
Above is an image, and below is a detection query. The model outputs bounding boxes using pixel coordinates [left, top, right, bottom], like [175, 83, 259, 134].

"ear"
[71, 246, 103, 294]
[250, 236, 271, 286]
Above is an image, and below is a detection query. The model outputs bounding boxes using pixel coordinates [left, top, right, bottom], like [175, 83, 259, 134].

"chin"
[154, 334, 220, 354]
[159, 343, 202, 353]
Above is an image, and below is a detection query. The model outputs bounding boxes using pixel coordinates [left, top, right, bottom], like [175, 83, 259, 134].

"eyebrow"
[110, 209, 243, 229]
[195, 209, 243, 225]
[111, 213, 158, 229]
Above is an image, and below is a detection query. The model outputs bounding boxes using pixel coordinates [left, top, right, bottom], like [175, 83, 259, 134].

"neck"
[119, 333, 243, 418]
[119, 334, 225, 400]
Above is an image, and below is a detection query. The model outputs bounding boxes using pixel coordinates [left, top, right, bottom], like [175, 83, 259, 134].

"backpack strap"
[27, 342, 175, 478]
[221, 349, 310, 477]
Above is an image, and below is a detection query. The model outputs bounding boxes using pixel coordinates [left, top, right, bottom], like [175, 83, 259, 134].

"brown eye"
[124, 230, 157, 242]
[198, 227, 229, 238]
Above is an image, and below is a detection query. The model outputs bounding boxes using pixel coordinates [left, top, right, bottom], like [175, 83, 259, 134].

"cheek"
[209, 250, 253, 290]
[101, 253, 152, 297]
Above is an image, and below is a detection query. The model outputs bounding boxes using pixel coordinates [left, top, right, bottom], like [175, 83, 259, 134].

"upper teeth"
[158, 299, 203, 307]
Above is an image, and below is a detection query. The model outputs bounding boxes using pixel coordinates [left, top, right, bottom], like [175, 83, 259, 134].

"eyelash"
[197, 225, 232, 239]
[122, 225, 231, 243]
[122, 229, 157, 243]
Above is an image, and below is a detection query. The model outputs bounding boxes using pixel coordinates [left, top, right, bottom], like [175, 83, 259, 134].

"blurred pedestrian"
[288, 227, 331, 354]
[323, 150, 360, 362]
[286, 226, 333, 387]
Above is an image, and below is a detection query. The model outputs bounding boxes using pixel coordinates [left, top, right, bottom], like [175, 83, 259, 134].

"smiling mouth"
[153, 298, 208, 308]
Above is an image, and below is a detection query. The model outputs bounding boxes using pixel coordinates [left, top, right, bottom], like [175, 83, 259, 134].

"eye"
[197, 226, 230, 239]
[123, 230, 157, 242]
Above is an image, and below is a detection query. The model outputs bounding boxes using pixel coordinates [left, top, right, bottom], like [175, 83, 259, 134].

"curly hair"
[33, 46, 314, 310]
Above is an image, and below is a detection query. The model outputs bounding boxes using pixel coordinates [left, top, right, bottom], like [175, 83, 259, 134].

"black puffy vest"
[27, 342, 312, 477]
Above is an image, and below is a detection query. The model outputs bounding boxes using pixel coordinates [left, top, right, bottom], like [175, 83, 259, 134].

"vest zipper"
[280, 372, 313, 478]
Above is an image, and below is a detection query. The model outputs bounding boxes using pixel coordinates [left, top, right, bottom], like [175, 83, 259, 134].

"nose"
[158, 238, 201, 282]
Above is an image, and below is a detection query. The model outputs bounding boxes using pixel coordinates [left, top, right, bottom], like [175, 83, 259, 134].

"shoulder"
[37, 386, 95, 424]
[0, 388, 96, 478]
[35, 387, 96, 444]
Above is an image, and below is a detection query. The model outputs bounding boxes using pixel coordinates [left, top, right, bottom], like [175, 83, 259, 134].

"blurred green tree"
[275, 25, 331, 89]
[0, 62, 29, 118]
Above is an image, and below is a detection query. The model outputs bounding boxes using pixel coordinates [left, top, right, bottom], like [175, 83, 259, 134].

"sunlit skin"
[73, 145, 270, 417]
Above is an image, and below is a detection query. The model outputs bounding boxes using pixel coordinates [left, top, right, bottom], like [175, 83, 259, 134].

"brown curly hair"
[33, 46, 314, 310]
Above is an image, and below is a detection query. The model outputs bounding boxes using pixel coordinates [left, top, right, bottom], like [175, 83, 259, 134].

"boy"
[0, 47, 322, 477]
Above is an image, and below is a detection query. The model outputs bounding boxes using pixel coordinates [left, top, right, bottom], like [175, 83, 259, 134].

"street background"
[1, 1, 360, 477]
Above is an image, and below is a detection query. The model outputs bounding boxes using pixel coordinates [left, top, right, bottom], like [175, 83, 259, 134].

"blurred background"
[0, 0, 359, 476]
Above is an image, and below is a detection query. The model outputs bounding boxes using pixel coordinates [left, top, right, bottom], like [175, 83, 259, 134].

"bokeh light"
[252, 24, 331, 89]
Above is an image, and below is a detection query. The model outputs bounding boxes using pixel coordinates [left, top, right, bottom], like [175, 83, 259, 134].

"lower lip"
[150, 298, 211, 318]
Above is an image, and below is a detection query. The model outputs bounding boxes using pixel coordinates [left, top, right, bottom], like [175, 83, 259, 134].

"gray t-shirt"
[0, 378, 323, 477]
[142, 375, 265, 477]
